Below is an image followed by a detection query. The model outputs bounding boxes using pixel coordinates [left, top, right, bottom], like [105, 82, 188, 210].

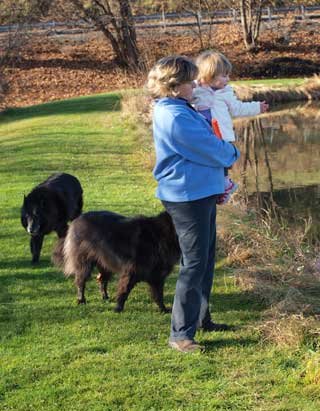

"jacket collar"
[155, 97, 188, 105]
[155, 97, 197, 112]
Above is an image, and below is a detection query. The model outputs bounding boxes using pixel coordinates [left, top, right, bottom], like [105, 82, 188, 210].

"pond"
[232, 101, 320, 242]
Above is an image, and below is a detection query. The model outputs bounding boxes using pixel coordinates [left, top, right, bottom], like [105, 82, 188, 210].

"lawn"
[231, 78, 306, 86]
[0, 92, 319, 411]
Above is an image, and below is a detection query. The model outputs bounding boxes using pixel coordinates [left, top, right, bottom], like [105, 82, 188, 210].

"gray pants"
[162, 195, 217, 341]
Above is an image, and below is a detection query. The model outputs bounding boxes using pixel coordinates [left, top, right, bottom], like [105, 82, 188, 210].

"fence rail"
[134, 5, 320, 22]
[0, 5, 319, 34]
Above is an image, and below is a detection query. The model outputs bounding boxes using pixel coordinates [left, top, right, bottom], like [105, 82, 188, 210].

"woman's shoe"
[169, 339, 205, 353]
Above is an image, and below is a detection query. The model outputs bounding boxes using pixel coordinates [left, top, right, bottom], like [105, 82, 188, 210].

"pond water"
[232, 101, 320, 241]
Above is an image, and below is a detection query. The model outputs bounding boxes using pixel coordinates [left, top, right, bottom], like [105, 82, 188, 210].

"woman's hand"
[260, 101, 269, 113]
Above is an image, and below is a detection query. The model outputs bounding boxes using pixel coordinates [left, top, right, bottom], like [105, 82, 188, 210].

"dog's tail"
[53, 217, 95, 279]
[62, 225, 78, 276]
[51, 237, 66, 268]
[59, 221, 91, 278]
[51, 225, 76, 276]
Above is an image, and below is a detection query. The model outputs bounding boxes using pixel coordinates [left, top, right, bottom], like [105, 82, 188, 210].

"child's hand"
[260, 101, 269, 113]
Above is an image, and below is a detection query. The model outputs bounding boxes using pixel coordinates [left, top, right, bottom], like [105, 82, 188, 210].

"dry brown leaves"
[1, 21, 320, 109]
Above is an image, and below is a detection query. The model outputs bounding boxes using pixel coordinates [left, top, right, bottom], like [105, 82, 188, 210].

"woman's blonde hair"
[196, 51, 232, 84]
[146, 55, 198, 98]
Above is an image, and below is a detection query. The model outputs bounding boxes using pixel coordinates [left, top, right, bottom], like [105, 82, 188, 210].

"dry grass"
[304, 352, 320, 384]
[216, 203, 320, 348]
[232, 213, 320, 347]
[234, 75, 320, 104]
[121, 89, 153, 127]
[257, 315, 320, 349]
[121, 89, 155, 170]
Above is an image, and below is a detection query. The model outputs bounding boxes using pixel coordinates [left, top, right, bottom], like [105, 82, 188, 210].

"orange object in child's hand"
[211, 118, 222, 139]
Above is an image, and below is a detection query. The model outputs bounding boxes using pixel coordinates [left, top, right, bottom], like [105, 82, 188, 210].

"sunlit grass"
[232, 78, 306, 86]
[1, 91, 320, 411]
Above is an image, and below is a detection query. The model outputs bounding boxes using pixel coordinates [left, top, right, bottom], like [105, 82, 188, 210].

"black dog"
[52, 210, 180, 313]
[21, 173, 83, 264]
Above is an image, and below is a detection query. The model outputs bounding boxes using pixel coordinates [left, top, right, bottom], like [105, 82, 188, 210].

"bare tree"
[181, 0, 220, 49]
[0, 0, 55, 63]
[70, 0, 144, 70]
[0, 1, 45, 108]
[239, 0, 268, 50]
[222, 0, 270, 50]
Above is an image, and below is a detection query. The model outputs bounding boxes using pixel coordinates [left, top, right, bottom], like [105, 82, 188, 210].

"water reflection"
[232, 102, 320, 241]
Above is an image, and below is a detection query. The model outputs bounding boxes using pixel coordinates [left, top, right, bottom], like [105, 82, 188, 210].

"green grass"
[232, 78, 306, 86]
[1, 92, 319, 411]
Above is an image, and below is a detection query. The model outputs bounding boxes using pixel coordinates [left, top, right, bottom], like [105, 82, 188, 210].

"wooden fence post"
[162, 3, 166, 31]
[267, 7, 272, 23]
[197, 10, 202, 27]
[232, 8, 237, 23]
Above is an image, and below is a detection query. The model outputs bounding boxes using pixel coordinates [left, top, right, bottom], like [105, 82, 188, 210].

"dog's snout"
[27, 220, 40, 235]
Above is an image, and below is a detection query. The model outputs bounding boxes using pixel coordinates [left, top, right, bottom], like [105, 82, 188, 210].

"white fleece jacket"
[192, 84, 261, 142]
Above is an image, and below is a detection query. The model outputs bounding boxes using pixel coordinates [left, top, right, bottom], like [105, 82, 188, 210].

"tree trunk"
[239, 0, 265, 51]
[119, 0, 144, 69]
[71, 0, 143, 70]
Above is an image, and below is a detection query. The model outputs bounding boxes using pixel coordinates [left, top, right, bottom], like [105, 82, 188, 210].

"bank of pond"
[233, 101, 320, 242]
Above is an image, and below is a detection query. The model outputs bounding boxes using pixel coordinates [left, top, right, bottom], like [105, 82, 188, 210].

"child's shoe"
[216, 192, 230, 205]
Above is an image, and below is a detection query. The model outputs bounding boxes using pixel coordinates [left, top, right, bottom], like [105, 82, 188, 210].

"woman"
[146, 55, 240, 353]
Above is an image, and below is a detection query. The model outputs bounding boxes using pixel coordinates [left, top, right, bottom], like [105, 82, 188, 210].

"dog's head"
[21, 194, 47, 236]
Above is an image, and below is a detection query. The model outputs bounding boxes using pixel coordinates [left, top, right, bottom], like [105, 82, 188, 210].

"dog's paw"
[77, 298, 86, 305]
[161, 306, 172, 314]
[114, 305, 123, 313]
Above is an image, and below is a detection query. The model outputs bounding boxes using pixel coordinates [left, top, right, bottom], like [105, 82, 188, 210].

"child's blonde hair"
[196, 51, 232, 84]
[146, 55, 198, 99]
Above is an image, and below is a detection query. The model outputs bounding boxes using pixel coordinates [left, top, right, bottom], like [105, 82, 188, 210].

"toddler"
[192, 51, 269, 204]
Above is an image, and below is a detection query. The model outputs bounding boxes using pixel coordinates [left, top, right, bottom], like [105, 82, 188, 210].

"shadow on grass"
[0, 268, 80, 339]
[165, 275, 265, 315]
[1, 148, 133, 176]
[203, 336, 258, 352]
[1, 93, 121, 124]
[1, 130, 114, 147]
[0, 263, 65, 278]
[0, 259, 48, 270]
[84, 346, 109, 354]
[211, 292, 265, 313]
[0, 262, 266, 345]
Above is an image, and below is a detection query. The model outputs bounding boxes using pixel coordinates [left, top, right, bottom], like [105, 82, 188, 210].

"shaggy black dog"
[52, 210, 180, 313]
[21, 173, 83, 264]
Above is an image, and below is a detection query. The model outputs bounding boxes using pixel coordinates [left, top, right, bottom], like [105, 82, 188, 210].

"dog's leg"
[56, 224, 68, 238]
[75, 268, 91, 304]
[115, 272, 137, 312]
[149, 278, 170, 313]
[30, 234, 44, 264]
[96, 267, 112, 301]
[76, 196, 83, 217]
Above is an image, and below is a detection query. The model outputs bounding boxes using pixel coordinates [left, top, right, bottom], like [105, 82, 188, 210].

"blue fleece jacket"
[152, 97, 240, 202]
